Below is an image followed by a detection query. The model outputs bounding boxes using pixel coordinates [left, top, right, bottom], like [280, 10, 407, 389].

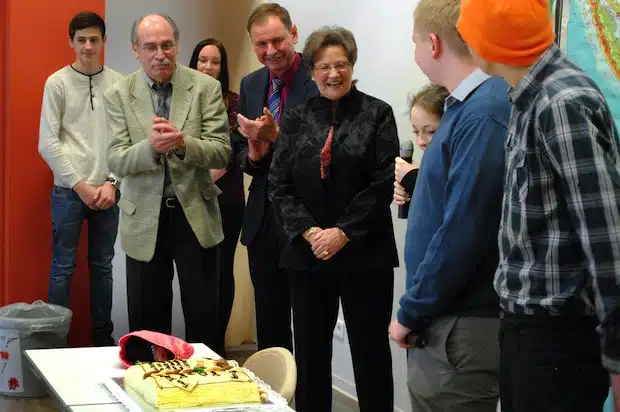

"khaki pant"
[407, 316, 500, 412]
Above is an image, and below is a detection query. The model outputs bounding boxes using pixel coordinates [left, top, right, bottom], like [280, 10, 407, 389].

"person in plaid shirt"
[457, 0, 620, 411]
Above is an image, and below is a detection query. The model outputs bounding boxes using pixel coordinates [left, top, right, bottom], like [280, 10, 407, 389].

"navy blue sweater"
[397, 75, 511, 332]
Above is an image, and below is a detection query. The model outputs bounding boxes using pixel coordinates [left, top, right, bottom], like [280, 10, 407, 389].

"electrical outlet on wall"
[333, 320, 346, 340]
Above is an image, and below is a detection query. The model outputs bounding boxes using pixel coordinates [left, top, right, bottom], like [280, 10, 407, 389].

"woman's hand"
[393, 181, 410, 206]
[311, 228, 349, 261]
[395, 156, 419, 183]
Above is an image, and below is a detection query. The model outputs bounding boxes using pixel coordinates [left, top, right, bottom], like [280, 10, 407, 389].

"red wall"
[0, 0, 7, 303]
[1, 0, 106, 347]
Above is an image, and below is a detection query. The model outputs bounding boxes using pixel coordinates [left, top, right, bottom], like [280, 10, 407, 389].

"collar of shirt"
[143, 68, 175, 119]
[269, 53, 302, 87]
[143, 66, 176, 90]
[509, 44, 560, 111]
[69, 64, 105, 80]
[267, 53, 302, 114]
[444, 68, 491, 111]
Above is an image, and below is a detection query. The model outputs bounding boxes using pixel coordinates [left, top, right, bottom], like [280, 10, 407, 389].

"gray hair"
[131, 13, 180, 45]
[302, 26, 358, 69]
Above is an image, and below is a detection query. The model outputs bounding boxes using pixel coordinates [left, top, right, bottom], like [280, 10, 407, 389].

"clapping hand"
[237, 108, 279, 142]
[149, 116, 184, 153]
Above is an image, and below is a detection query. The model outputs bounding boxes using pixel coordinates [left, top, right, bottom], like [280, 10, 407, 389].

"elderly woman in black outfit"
[189, 39, 244, 355]
[268, 26, 399, 412]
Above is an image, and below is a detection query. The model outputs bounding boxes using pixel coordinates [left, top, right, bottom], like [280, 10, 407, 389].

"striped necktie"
[268, 78, 283, 121]
[152, 83, 174, 196]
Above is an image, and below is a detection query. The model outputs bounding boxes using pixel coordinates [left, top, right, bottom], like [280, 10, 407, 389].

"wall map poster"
[556, 0, 619, 127]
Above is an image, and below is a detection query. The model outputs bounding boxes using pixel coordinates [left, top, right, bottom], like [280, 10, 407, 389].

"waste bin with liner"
[0, 300, 72, 397]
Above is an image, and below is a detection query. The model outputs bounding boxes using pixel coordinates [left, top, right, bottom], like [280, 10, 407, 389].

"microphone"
[398, 140, 415, 219]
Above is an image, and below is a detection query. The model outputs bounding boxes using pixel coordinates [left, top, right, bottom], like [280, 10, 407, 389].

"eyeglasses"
[141, 41, 176, 55]
[313, 61, 351, 75]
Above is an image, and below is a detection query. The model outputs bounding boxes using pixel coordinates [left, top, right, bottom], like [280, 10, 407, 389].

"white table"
[70, 406, 126, 412]
[25, 344, 217, 411]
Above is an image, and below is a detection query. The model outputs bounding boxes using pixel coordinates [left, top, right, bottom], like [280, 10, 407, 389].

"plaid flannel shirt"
[495, 44, 620, 374]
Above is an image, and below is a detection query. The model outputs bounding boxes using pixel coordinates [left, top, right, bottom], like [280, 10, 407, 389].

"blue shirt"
[397, 70, 511, 331]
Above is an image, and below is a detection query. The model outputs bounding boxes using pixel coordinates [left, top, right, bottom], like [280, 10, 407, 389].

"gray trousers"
[407, 316, 500, 412]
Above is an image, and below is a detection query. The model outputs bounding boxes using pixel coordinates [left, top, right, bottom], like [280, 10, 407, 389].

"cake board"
[104, 375, 294, 412]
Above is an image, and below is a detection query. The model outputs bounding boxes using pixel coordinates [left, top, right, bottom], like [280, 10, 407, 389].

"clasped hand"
[149, 116, 184, 153]
[305, 227, 348, 261]
[74, 181, 116, 211]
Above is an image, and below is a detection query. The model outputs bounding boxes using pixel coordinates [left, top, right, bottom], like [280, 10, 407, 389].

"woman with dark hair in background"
[189, 39, 244, 355]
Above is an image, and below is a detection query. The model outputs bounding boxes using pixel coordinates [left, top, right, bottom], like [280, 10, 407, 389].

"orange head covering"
[456, 0, 555, 67]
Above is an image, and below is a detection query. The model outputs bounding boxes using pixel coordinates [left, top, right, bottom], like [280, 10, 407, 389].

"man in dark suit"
[234, 3, 318, 351]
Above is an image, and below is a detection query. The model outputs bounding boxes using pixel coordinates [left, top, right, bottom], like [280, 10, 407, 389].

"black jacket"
[234, 56, 319, 246]
[268, 87, 400, 272]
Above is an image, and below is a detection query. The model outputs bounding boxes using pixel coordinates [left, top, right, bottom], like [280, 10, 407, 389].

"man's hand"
[311, 227, 349, 261]
[389, 318, 413, 349]
[247, 139, 272, 162]
[94, 182, 117, 210]
[393, 181, 410, 206]
[395, 156, 419, 183]
[210, 168, 227, 182]
[237, 108, 279, 142]
[73, 181, 100, 210]
[149, 116, 184, 153]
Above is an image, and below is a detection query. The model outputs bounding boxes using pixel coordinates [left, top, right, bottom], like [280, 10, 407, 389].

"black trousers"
[218, 202, 244, 352]
[500, 312, 609, 412]
[290, 268, 394, 412]
[246, 205, 293, 351]
[126, 198, 223, 355]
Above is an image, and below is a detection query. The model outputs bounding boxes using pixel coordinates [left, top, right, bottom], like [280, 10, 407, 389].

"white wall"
[105, 0, 219, 74]
[277, 1, 426, 411]
[104, 0, 220, 342]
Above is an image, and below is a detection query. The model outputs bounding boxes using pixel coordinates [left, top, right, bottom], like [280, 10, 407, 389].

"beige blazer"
[105, 64, 231, 262]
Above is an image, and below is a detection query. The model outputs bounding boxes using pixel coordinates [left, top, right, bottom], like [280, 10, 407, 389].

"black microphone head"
[400, 140, 414, 159]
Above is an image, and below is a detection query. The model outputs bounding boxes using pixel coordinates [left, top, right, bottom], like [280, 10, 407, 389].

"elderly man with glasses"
[104, 13, 230, 354]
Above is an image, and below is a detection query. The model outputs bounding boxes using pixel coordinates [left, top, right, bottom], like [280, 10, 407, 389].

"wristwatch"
[106, 177, 120, 189]
[304, 227, 319, 238]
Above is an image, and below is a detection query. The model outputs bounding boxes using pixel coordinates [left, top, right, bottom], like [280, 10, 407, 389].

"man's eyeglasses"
[141, 42, 176, 55]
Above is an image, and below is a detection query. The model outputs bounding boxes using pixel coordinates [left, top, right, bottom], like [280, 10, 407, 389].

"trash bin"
[0, 300, 72, 397]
